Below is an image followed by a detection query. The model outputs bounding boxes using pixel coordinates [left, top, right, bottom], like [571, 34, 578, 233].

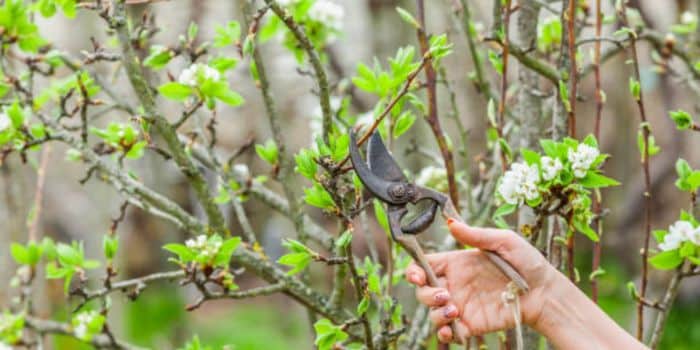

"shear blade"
[367, 131, 408, 183]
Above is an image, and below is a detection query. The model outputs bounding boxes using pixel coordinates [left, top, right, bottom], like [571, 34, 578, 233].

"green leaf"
[125, 141, 147, 160]
[629, 77, 641, 100]
[214, 21, 241, 48]
[143, 46, 173, 70]
[669, 110, 693, 130]
[103, 235, 118, 260]
[255, 140, 279, 165]
[393, 111, 416, 138]
[653, 229, 668, 243]
[56, 243, 82, 267]
[214, 88, 244, 106]
[335, 231, 352, 249]
[573, 219, 599, 242]
[163, 243, 195, 262]
[295, 149, 318, 179]
[649, 250, 683, 270]
[158, 82, 193, 101]
[520, 149, 540, 165]
[357, 295, 370, 316]
[373, 199, 390, 232]
[6, 101, 25, 129]
[209, 56, 238, 73]
[396, 7, 420, 28]
[10, 243, 29, 265]
[579, 172, 620, 188]
[278, 252, 312, 275]
[214, 237, 241, 267]
[304, 183, 336, 210]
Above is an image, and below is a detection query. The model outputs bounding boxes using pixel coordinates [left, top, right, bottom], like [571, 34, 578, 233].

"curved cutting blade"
[367, 131, 408, 183]
[350, 131, 405, 204]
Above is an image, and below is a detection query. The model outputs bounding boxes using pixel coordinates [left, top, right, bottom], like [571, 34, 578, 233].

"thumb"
[447, 219, 516, 252]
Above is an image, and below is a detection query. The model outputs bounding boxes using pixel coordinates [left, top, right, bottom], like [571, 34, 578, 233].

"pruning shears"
[349, 131, 529, 295]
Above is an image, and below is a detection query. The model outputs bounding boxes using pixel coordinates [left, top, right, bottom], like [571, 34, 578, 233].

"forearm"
[534, 273, 647, 350]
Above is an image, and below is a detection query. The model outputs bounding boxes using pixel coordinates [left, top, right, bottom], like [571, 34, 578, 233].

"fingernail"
[434, 292, 450, 303]
[447, 218, 454, 225]
[443, 305, 458, 318]
[408, 273, 419, 284]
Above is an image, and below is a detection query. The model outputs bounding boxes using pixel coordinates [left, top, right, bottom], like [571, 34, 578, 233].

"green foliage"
[10, 239, 46, 266]
[46, 241, 100, 294]
[143, 45, 174, 70]
[675, 159, 700, 193]
[278, 239, 314, 275]
[163, 234, 241, 270]
[159, 64, 244, 108]
[649, 250, 684, 270]
[395, 7, 420, 29]
[255, 140, 279, 165]
[103, 235, 119, 261]
[313, 319, 349, 350]
[90, 122, 148, 160]
[213, 21, 241, 48]
[669, 110, 694, 130]
[36, 0, 77, 18]
[304, 183, 335, 210]
[294, 148, 318, 179]
[629, 77, 641, 100]
[0, 311, 24, 345]
[537, 17, 562, 52]
[0, 0, 47, 52]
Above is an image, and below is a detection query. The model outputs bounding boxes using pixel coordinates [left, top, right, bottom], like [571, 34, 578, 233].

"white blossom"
[681, 11, 696, 25]
[540, 156, 563, 181]
[233, 164, 250, 179]
[687, 227, 700, 245]
[498, 162, 541, 205]
[74, 323, 88, 340]
[73, 311, 100, 341]
[186, 235, 208, 249]
[0, 111, 10, 132]
[178, 64, 221, 87]
[308, 0, 344, 32]
[659, 220, 693, 251]
[415, 166, 448, 192]
[568, 143, 600, 178]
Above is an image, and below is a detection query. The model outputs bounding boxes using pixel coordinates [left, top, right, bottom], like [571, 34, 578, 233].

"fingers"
[415, 286, 450, 307]
[429, 304, 459, 328]
[405, 253, 450, 287]
[437, 325, 453, 343]
[448, 220, 518, 252]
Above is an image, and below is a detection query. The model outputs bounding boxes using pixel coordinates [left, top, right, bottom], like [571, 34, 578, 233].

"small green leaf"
[103, 236, 118, 260]
[255, 140, 279, 165]
[214, 21, 241, 48]
[649, 250, 683, 270]
[629, 77, 641, 100]
[158, 82, 193, 101]
[295, 149, 318, 179]
[521, 149, 540, 165]
[579, 172, 620, 188]
[393, 111, 416, 138]
[163, 243, 195, 262]
[669, 110, 693, 130]
[304, 183, 336, 210]
[10, 243, 29, 265]
[335, 231, 352, 249]
[373, 199, 390, 233]
[396, 7, 420, 28]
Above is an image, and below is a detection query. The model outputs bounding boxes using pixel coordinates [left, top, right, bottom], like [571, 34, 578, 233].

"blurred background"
[2, 0, 700, 348]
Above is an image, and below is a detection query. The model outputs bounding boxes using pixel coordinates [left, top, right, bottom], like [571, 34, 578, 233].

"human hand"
[404, 220, 558, 343]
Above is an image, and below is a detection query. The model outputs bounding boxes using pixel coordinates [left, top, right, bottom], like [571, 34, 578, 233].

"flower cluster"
[568, 143, 600, 178]
[308, 0, 345, 32]
[415, 166, 448, 193]
[72, 310, 105, 342]
[186, 235, 223, 260]
[178, 63, 221, 87]
[659, 220, 700, 251]
[498, 162, 540, 205]
[540, 156, 563, 181]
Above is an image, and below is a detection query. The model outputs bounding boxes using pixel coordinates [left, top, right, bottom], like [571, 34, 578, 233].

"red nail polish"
[447, 218, 454, 225]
